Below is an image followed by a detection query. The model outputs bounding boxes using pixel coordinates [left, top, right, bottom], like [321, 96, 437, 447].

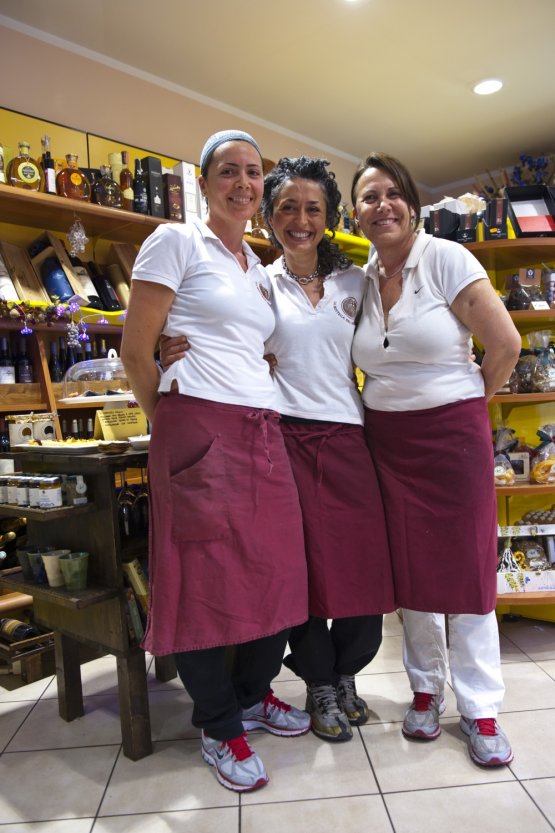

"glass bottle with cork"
[56, 154, 91, 201]
[15, 338, 33, 383]
[120, 151, 134, 211]
[40, 135, 57, 195]
[0, 336, 15, 384]
[7, 141, 44, 191]
[91, 165, 123, 208]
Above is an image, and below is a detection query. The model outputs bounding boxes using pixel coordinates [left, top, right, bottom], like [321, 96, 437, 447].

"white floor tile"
[522, 777, 555, 827]
[359, 635, 405, 674]
[0, 700, 34, 751]
[385, 780, 554, 833]
[0, 746, 119, 823]
[0, 674, 54, 702]
[498, 662, 555, 712]
[242, 794, 394, 833]
[498, 620, 555, 662]
[500, 709, 555, 779]
[94, 807, 238, 832]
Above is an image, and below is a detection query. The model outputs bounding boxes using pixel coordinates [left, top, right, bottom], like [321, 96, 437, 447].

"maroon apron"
[280, 421, 395, 618]
[143, 394, 308, 655]
[363, 397, 497, 614]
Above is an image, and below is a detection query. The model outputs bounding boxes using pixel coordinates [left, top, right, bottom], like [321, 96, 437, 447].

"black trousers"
[173, 629, 289, 741]
[283, 615, 383, 686]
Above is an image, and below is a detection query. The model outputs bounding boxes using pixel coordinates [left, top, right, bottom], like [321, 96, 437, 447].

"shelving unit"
[466, 238, 555, 613]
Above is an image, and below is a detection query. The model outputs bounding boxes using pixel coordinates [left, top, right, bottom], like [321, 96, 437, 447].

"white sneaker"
[242, 688, 310, 737]
[201, 731, 268, 792]
[460, 716, 514, 766]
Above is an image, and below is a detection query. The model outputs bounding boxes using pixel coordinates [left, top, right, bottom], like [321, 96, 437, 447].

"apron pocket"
[170, 435, 230, 542]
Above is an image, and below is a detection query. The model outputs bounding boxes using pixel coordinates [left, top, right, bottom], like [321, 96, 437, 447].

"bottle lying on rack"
[0, 618, 40, 642]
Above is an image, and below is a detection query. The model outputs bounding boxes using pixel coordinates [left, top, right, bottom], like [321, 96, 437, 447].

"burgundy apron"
[143, 394, 308, 655]
[280, 421, 395, 618]
[363, 397, 497, 614]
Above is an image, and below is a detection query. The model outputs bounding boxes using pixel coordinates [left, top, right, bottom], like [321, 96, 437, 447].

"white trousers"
[402, 609, 505, 719]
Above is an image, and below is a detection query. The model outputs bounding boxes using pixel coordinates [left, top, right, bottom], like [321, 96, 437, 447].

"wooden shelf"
[509, 309, 555, 323]
[466, 238, 555, 271]
[0, 570, 119, 609]
[0, 502, 95, 521]
[496, 591, 555, 606]
[495, 484, 555, 496]
[491, 392, 555, 404]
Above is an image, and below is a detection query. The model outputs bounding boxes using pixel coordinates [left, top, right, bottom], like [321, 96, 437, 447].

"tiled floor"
[1, 612, 554, 832]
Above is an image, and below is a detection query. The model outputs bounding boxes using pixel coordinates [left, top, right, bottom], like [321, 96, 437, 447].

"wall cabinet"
[466, 238, 555, 610]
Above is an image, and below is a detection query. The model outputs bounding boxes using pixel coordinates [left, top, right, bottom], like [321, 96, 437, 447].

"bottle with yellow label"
[56, 153, 91, 201]
[6, 141, 44, 191]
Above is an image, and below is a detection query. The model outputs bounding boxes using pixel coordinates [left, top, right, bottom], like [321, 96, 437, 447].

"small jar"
[7, 476, 20, 505]
[0, 474, 10, 503]
[28, 476, 43, 508]
[38, 476, 63, 509]
[16, 476, 30, 507]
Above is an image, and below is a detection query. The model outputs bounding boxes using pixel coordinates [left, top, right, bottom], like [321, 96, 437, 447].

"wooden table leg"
[54, 632, 84, 721]
[116, 648, 152, 760]
[154, 654, 177, 683]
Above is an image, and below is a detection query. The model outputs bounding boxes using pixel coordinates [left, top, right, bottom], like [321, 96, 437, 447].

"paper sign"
[94, 409, 148, 440]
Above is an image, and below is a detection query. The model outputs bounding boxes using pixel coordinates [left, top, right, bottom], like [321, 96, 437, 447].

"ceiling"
[1, 0, 554, 193]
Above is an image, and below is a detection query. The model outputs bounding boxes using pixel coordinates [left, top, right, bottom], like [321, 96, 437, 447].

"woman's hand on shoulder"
[159, 334, 190, 370]
[264, 353, 278, 377]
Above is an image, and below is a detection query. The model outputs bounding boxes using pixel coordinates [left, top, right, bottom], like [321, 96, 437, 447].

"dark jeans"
[174, 629, 289, 741]
[283, 615, 383, 686]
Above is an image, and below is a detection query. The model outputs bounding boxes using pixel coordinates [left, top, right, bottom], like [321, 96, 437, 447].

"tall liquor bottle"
[120, 151, 134, 211]
[0, 337, 15, 383]
[108, 152, 123, 188]
[56, 154, 91, 201]
[91, 165, 123, 208]
[133, 159, 149, 215]
[40, 135, 57, 195]
[7, 141, 44, 191]
[15, 338, 33, 383]
[68, 256, 103, 309]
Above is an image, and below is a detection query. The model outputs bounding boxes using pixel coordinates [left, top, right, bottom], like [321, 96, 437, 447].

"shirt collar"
[193, 217, 261, 267]
[364, 229, 432, 278]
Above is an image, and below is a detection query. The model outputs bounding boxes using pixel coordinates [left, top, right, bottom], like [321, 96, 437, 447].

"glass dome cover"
[60, 358, 134, 403]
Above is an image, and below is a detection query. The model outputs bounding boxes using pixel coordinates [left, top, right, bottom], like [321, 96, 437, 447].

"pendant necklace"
[282, 257, 320, 285]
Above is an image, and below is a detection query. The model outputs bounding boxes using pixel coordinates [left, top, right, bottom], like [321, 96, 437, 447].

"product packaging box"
[505, 185, 555, 237]
[483, 197, 508, 239]
[456, 212, 479, 243]
[424, 208, 459, 241]
[173, 161, 202, 221]
[163, 173, 184, 221]
[141, 156, 165, 218]
[497, 569, 555, 594]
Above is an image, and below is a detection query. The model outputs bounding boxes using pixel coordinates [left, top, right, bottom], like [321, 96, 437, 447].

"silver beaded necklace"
[282, 257, 320, 285]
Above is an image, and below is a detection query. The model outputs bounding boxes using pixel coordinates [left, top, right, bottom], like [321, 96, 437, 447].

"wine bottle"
[58, 335, 67, 371]
[0, 618, 39, 642]
[133, 159, 149, 215]
[0, 144, 5, 184]
[84, 340, 92, 362]
[86, 417, 94, 439]
[70, 418, 80, 439]
[48, 341, 63, 382]
[86, 261, 122, 311]
[0, 337, 15, 384]
[61, 418, 68, 439]
[40, 135, 57, 195]
[68, 256, 103, 310]
[0, 415, 10, 452]
[40, 257, 75, 303]
[91, 165, 123, 209]
[0, 252, 19, 301]
[98, 338, 108, 359]
[91, 336, 99, 359]
[120, 151, 134, 211]
[15, 338, 33, 383]
[66, 343, 77, 372]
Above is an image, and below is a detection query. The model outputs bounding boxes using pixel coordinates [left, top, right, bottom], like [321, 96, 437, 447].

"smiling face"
[267, 178, 327, 261]
[199, 140, 263, 234]
[353, 167, 415, 252]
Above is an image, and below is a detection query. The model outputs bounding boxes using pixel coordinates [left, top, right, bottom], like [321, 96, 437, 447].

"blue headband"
[199, 130, 262, 176]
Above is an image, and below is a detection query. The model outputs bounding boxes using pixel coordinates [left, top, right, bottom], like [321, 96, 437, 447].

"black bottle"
[65, 343, 77, 372]
[85, 261, 122, 311]
[58, 336, 67, 371]
[48, 341, 63, 382]
[133, 159, 149, 215]
[15, 338, 33, 383]
[0, 416, 10, 452]
[68, 256, 103, 310]
[0, 618, 39, 642]
[0, 336, 15, 384]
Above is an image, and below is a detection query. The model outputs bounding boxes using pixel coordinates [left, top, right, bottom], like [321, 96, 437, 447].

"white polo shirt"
[264, 259, 365, 424]
[352, 230, 486, 412]
[132, 219, 276, 409]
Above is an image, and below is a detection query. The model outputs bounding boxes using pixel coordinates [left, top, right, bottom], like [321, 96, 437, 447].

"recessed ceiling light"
[473, 78, 503, 96]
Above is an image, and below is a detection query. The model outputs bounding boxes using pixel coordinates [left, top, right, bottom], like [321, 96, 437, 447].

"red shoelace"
[474, 718, 497, 736]
[224, 732, 254, 761]
[263, 688, 291, 714]
[412, 692, 435, 711]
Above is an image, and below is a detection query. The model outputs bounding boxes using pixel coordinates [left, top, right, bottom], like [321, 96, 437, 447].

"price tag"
[530, 300, 550, 310]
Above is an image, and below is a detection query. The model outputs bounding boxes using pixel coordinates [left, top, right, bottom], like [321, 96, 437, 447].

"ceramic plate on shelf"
[58, 393, 135, 405]
[128, 435, 151, 450]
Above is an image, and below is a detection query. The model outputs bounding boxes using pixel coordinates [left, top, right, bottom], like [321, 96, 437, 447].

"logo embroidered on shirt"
[340, 297, 358, 320]
[257, 283, 272, 304]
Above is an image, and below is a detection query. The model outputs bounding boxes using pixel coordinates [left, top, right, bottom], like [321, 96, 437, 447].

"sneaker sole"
[344, 710, 370, 727]
[242, 718, 310, 737]
[310, 723, 353, 743]
[402, 724, 441, 740]
[201, 748, 269, 792]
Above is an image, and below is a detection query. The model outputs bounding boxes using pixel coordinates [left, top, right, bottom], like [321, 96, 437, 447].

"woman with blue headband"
[121, 130, 310, 794]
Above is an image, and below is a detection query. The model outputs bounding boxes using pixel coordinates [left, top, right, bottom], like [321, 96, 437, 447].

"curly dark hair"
[262, 156, 352, 276]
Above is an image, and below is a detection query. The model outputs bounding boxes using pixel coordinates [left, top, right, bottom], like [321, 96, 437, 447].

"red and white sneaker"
[201, 731, 268, 792]
[402, 692, 444, 740]
[460, 716, 514, 766]
[242, 688, 311, 736]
